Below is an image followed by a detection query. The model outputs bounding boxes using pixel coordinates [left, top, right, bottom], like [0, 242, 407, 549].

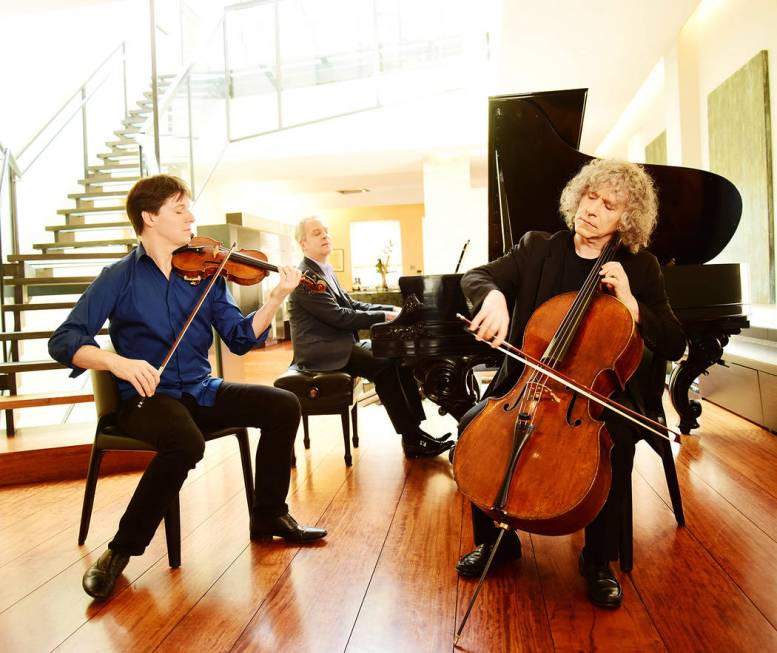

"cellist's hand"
[469, 289, 510, 348]
[599, 262, 640, 322]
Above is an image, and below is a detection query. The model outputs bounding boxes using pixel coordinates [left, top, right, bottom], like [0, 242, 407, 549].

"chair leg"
[647, 434, 685, 527]
[235, 429, 254, 518]
[164, 495, 182, 569]
[302, 414, 311, 449]
[340, 409, 352, 466]
[78, 448, 105, 545]
[351, 403, 359, 448]
[619, 478, 634, 573]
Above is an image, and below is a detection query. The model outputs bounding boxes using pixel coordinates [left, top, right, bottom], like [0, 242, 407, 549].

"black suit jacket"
[287, 257, 395, 371]
[461, 230, 687, 414]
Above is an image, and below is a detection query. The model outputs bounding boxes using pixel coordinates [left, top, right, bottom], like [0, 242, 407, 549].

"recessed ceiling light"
[335, 188, 370, 194]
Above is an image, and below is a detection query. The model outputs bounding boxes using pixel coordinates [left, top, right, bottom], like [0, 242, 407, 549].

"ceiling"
[2, 0, 704, 208]
[214, 0, 703, 209]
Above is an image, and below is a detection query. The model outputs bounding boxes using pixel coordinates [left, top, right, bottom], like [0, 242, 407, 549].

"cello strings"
[516, 238, 621, 429]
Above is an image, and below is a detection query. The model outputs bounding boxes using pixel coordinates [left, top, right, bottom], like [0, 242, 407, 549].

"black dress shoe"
[82, 548, 130, 600]
[402, 436, 454, 459]
[416, 428, 453, 443]
[250, 513, 327, 542]
[456, 540, 522, 578]
[578, 551, 623, 608]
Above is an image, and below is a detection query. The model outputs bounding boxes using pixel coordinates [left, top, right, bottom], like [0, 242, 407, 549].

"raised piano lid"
[488, 89, 743, 267]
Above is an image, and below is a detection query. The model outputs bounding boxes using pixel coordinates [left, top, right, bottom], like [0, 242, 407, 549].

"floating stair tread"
[34, 238, 136, 250]
[57, 205, 125, 215]
[47, 221, 130, 231]
[0, 360, 65, 373]
[78, 176, 139, 185]
[7, 252, 125, 262]
[3, 276, 96, 286]
[0, 392, 93, 410]
[67, 190, 128, 199]
[3, 302, 77, 311]
[97, 152, 141, 160]
[0, 328, 107, 341]
[88, 163, 139, 170]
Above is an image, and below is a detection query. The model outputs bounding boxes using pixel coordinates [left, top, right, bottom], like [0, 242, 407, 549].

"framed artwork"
[330, 248, 344, 272]
[708, 50, 774, 303]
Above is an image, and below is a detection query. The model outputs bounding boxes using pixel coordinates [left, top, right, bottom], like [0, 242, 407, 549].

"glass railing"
[222, 0, 489, 140]
[141, 18, 228, 200]
[9, 43, 133, 257]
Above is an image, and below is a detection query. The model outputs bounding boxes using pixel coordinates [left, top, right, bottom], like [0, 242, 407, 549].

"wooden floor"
[1, 346, 776, 651]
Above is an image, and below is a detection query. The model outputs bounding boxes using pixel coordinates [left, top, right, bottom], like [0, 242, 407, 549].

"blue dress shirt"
[48, 243, 268, 406]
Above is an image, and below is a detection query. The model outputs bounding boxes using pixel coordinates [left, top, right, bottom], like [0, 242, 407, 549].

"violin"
[172, 235, 327, 292]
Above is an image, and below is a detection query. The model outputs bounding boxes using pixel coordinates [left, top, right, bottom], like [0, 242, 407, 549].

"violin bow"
[137, 242, 237, 408]
[456, 314, 682, 443]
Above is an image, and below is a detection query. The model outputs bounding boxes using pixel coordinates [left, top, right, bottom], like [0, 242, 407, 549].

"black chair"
[619, 351, 685, 572]
[274, 369, 360, 466]
[78, 369, 255, 568]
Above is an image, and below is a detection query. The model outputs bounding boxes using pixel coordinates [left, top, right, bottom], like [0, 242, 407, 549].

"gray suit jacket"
[287, 257, 395, 371]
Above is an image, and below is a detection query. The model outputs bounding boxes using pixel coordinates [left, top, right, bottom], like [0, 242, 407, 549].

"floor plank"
[346, 458, 462, 653]
[0, 386, 775, 652]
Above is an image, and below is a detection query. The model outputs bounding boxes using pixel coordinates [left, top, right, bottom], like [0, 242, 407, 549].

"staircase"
[0, 77, 173, 437]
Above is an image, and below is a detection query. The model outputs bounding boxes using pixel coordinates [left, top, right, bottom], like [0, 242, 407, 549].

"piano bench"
[273, 369, 360, 466]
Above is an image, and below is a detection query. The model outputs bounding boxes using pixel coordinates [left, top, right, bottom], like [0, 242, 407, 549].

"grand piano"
[372, 89, 749, 433]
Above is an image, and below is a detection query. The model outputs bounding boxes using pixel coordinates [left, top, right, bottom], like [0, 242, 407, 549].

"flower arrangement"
[375, 240, 393, 290]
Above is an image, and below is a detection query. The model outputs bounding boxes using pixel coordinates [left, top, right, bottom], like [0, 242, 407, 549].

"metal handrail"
[16, 64, 125, 176]
[17, 42, 127, 161]
[140, 17, 226, 175]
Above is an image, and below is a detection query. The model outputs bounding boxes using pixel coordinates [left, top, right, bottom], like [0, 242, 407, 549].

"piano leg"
[668, 330, 730, 434]
[414, 355, 489, 422]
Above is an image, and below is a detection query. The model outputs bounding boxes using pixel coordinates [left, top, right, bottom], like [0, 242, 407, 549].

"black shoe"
[82, 548, 130, 600]
[455, 540, 522, 578]
[402, 436, 454, 459]
[416, 428, 453, 443]
[578, 550, 623, 608]
[250, 513, 327, 542]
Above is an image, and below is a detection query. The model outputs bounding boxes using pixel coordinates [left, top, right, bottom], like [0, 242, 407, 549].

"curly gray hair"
[558, 159, 658, 253]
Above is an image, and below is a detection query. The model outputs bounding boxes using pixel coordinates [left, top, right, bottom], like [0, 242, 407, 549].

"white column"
[422, 155, 488, 274]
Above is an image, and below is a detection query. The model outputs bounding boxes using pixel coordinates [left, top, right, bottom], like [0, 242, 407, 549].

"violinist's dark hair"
[125, 174, 191, 235]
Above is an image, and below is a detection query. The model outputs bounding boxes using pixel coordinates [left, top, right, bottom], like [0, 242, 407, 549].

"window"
[349, 220, 402, 289]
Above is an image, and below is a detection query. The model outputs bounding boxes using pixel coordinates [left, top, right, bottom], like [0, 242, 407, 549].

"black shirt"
[557, 238, 599, 295]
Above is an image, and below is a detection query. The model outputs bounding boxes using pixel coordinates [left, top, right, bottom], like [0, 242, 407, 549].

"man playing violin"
[455, 159, 686, 609]
[287, 216, 453, 458]
[49, 174, 326, 601]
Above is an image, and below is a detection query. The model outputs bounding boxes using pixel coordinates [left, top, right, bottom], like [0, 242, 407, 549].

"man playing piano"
[455, 159, 686, 609]
[287, 216, 453, 458]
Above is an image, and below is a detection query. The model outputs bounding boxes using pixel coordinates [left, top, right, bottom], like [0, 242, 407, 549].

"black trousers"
[109, 382, 300, 556]
[460, 393, 639, 563]
[341, 341, 425, 436]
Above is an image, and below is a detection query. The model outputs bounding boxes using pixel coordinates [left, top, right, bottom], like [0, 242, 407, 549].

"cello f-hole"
[503, 384, 527, 411]
[565, 391, 583, 427]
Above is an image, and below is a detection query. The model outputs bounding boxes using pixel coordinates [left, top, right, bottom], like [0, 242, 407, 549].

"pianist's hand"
[384, 309, 400, 322]
[469, 289, 510, 349]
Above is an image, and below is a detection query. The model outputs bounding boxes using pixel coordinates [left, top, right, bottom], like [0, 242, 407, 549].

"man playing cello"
[455, 159, 686, 609]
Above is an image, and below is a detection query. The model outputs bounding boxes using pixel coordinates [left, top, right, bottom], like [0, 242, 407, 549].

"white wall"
[595, 0, 777, 307]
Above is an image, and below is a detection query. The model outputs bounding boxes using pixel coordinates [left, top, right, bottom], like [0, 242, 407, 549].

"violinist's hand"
[269, 265, 302, 302]
[469, 289, 510, 348]
[108, 354, 160, 398]
[599, 261, 640, 322]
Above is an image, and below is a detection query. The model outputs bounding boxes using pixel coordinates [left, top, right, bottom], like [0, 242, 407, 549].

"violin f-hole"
[565, 391, 583, 427]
